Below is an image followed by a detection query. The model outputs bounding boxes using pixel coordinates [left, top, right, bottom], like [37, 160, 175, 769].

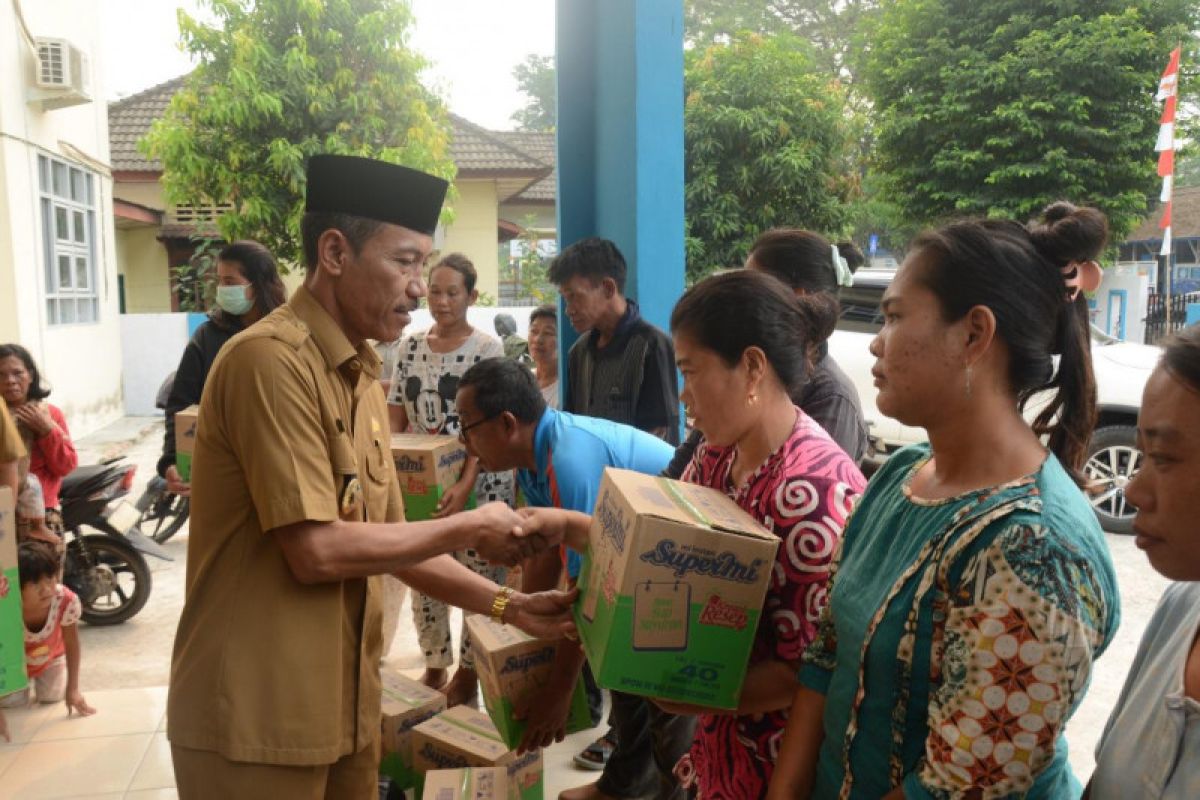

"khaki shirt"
[0, 402, 25, 463]
[167, 285, 404, 765]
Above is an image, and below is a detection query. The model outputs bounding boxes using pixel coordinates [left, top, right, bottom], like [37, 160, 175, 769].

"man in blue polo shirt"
[456, 358, 688, 797]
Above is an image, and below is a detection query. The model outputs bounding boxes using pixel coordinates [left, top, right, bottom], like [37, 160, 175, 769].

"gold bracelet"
[491, 586, 515, 624]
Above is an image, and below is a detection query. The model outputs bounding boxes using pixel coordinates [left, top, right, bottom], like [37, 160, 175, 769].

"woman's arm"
[36, 405, 77, 478]
[766, 685, 827, 799]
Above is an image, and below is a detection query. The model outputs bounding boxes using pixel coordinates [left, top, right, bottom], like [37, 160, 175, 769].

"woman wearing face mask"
[1086, 326, 1200, 799]
[766, 203, 1121, 799]
[157, 241, 287, 496]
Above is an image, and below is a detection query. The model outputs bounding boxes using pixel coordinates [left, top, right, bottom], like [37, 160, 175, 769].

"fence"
[1145, 291, 1200, 344]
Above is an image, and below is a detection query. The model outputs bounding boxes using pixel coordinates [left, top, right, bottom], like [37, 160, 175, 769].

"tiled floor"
[0, 684, 609, 799]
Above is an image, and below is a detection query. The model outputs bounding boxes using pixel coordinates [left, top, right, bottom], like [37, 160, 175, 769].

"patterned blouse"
[386, 328, 514, 506]
[800, 444, 1120, 799]
[676, 408, 866, 799]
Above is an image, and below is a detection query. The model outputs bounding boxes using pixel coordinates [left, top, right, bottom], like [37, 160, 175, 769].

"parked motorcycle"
[59, 458, 172, 625]
[134, 476, 190, 544]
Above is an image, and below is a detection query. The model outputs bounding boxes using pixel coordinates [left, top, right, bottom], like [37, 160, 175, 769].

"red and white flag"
[1156, 47, 1181, 257]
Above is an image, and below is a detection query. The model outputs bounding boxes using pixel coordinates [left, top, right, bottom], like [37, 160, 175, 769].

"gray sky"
[100, 0, 555, 131]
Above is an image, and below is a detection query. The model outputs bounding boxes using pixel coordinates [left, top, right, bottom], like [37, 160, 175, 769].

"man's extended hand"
[513, 677, 575, 753]
[471, 502, 558, 566]
[504, 587, 579, 640]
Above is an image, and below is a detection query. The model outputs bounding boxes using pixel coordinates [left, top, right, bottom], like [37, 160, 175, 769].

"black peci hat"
[305, 154, 449, 235]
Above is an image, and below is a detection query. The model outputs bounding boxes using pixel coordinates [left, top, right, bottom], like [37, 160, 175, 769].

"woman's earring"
[965, 365, 973, 398]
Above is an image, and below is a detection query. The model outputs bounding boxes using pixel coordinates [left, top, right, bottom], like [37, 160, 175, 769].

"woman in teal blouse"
[768, 203, 1121, 799]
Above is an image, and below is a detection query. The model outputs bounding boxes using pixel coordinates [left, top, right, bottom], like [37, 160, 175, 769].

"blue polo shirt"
[517, 407, 674, 576]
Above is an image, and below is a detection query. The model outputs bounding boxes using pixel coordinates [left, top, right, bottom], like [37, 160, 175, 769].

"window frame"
[38, 153, 99, 326]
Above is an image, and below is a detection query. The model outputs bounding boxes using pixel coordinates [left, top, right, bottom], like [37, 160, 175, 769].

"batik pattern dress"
[674, 408, 866, 798]
[800, 444, 1120, 799]
[386, 327, 515, 670]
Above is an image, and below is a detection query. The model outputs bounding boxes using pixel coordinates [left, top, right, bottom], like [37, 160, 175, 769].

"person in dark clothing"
[553, 237, 680, 446]
[662, 230, 869, 480]
[549, 237, 687, 800]
[157, 241, 287, 494]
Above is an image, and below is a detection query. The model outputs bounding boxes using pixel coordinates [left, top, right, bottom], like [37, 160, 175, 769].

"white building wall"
[0, 0, 123, 435]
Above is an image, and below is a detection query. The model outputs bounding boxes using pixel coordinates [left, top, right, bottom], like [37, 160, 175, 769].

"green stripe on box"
[175, 453, 192, 483]
[402, 488, 477, 522]
[378, 751, 420, 790]
[483, 679, 592, 751]
[0, 566, 28, 695]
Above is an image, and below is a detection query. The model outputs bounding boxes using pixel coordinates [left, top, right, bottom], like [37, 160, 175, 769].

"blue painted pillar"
[554, 0, 686, 362]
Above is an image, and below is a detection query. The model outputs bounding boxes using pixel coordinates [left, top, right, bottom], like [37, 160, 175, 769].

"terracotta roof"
[108, 75, 189, 172]
[1128, 185, 1200, 241]
[107, 77, 552, 200]
[498, 131, 556, 203]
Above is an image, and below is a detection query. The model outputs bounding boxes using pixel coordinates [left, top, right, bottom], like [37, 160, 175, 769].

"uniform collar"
[289, 285, 382, 380]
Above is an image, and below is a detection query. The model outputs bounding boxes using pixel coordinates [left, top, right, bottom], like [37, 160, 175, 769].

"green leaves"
[142, 0, 456, 268]
[862, 0, 1199, 240]
[684, 33, 853, 280]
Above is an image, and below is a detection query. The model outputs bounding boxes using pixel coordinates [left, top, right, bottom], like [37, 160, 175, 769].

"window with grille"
[39, 155, 98, 325]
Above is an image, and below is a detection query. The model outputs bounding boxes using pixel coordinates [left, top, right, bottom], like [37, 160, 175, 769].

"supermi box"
[390, 434, 475, 520]
[465, 614, 591, 750]
[379, 668, 447, 790]
[421, 767, 507, 800]
[0, 487, 26, 695]
[174, 405, 200, 481]
[575, 468, 779, 710]
[411, 705, 543, 800]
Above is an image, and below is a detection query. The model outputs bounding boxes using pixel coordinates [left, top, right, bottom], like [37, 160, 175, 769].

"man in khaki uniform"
[0, 398, 24, 501]
[168, 155, 572, 798]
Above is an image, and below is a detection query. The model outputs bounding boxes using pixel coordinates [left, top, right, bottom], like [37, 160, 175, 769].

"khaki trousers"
[171, 739, 379, 799]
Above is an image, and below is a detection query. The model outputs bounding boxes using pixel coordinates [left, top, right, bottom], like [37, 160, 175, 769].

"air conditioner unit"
[30, 38, 91, 110]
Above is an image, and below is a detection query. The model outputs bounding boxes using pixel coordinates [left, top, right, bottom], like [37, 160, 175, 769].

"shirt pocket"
[363, 435, 393, 522]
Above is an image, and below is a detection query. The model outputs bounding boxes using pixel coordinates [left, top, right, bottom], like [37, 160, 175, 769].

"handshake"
[467, 503, 584, 567]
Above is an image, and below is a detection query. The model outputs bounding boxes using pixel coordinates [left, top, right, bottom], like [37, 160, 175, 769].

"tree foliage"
[862, 0, 1199, 241]
[511, 54, 556, 131]
[143, 0, 456, 267]
[684, 33, 854, 280]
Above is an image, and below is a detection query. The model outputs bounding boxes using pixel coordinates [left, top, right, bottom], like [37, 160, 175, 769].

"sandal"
[572, 731, 616, 771]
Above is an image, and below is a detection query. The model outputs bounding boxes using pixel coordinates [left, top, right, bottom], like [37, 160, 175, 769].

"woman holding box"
[767, 203, 1121, 799]
[387, 252, 516, 706]
[518, 270, 866, 797]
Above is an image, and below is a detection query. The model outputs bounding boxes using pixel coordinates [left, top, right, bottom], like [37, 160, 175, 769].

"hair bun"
[1029, 200, 1109, 267]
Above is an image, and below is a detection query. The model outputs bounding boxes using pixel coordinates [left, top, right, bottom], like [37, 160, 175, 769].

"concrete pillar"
[554, 0, 686, 359]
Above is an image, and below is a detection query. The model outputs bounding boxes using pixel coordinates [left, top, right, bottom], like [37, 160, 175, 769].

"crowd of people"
[1, 151, 1197, 800]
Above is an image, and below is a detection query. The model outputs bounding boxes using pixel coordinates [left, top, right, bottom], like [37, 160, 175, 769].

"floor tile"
[0, 732, 153, 799]
[32, 688, 166, 743]
[1, 702, 57, 745]
[0, 745, 22, 781]
[125, 790, 178, 799]
[128, 733, 173, 791]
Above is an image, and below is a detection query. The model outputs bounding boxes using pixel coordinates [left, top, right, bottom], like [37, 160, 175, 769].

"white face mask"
[216, 285, 253, 316]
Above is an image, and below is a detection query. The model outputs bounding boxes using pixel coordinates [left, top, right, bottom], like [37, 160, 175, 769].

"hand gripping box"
[379, 669, 448, 790]
[575, 468, 780, 710]
[464, 614, 592, 749]
[412, 705, 544, 800]
[0, 488, 27, 696]
[174, 405, 200, 481]
[422, 767, 508, 800]
[391, 434, 476, 521]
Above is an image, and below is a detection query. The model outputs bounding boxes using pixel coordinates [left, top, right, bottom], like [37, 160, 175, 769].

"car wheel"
[1083, 425, 1140, 534]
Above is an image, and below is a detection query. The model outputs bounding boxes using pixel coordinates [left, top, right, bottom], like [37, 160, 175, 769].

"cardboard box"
[0, 487, 26, 696]
[465, 614, 592, 750]
[379, 669, 448, 789]
[412, 706, 544, 800]
[174, 405, 200, 481]
[391, 434, 476, 520]
[575, 468, 780, 710]
[421, 768, 508, 800]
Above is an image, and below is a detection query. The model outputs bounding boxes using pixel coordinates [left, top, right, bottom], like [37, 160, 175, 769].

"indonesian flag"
[1158, 47, 1181, 100]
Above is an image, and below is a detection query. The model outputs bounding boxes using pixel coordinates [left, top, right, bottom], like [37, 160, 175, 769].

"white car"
[826, 268, 1158, 533]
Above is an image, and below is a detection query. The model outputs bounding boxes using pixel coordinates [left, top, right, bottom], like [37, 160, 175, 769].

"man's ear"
[602, 277, 618, 299]
[316, 229, 351, 277]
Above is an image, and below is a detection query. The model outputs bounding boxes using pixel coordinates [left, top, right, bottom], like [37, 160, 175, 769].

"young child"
[3, 541, 95, 715]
